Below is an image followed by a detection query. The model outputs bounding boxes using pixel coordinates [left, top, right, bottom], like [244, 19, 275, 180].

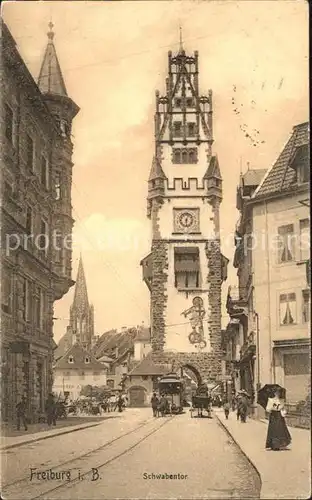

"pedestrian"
[223, 400, 230, 420]
[151, 392, 159, 417]
[265, 388, 291, 451]
[16, 396, 28, 431]
[117, 394, 123, 413]
[238, 396, 248, 423]
[45, 393, 56, 426]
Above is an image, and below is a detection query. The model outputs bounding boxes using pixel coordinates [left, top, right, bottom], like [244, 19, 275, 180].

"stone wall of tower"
[150, 240, 168, 352]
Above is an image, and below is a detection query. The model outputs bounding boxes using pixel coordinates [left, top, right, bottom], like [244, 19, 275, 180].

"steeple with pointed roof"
[37, 22, 79, 136]
[38, 22, 68, 96]
[68, 256, 94, 351]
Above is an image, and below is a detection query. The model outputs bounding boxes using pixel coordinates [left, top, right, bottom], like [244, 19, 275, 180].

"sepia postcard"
[0, 0, 310, 499]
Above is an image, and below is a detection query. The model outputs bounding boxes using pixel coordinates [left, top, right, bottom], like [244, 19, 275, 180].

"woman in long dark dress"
[265, 388, 291, 450]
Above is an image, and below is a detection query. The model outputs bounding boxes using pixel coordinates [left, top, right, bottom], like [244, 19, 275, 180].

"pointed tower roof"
[72, 256, 89, 311]
[204, 155, 222, 179]
[38, 22, 68, 96]
[148, 156, 166, 181]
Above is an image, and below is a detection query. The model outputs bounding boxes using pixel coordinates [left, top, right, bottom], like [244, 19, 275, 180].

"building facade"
[224, 168, 267, 405]
[224, 122, 310, 414]
[1, 21, 79, 422]
[251, 122, 310, 406]
[53, 343, 107, 400]
[140, 45, 228, 383]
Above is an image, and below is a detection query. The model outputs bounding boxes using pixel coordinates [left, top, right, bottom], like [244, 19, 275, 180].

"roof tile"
[254, 122, 309, 199]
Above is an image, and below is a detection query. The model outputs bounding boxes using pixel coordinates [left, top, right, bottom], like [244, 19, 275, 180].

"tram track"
[2, 417, 151, 491]
[2, 415, 174, 499]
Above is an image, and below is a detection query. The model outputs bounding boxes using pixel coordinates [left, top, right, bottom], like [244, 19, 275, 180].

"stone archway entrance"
[129, 386, 146, 407]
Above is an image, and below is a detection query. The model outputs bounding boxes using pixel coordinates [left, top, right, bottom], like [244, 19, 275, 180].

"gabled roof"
[54, 343, 105, 371]
[242, 169, 267, 187]
[203, 155, 222, 179]
[128, 356, 168, 376]
[253, 122, 309, 199]
[148, 156, 166, 181]
[135, 327, 151, 342]
[98, 354, 114, 363]
[54, 329, 72, 361]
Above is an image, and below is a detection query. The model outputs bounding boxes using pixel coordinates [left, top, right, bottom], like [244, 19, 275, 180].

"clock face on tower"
[174, 209, 200, 233]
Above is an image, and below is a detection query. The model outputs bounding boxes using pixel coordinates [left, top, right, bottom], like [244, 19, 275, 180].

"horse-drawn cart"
[190, 384, 212, 418]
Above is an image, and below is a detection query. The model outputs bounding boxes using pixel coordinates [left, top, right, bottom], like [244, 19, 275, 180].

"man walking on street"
[223, 400, 230, 420]
[16, 396, 28, 431]
[151, 392, 159, 417]
[45, 393, 56, 426]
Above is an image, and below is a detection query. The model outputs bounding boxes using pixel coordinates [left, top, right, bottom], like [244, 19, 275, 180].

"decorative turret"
[204, 155, 223, 202]
[38, 22, 79, 137]
[147, 156, 166, 218]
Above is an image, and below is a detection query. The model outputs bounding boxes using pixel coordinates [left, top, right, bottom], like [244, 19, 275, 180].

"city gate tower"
[141, 44, 228, 384]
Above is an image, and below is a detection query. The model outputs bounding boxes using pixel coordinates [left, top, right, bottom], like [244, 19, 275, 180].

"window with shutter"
[279, 292, 297, 325]
[277, 224, 295, 263]
[174, 247, 200, 289]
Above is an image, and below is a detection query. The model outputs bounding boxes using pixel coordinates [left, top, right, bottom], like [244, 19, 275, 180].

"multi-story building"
[1, 21, 79, 422]
[224, 122, 310, 414]
[52, 343, 107, 400]
[251, 122, 310, 406]
[140, 44, 228, 384]
[224, 168, 267, 404]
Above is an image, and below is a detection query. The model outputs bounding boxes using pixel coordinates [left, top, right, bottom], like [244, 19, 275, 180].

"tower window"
[186, 98, 195, 107]
[174, 247, 200, 289]
[182, 150, 188, 163]
[187, 123, 196, 137]
[175, 98, 182, 108]
[172, 148, 198, 164]
[68, 356, 74, 364]
[26, 134, 34, 172]
[173, 121, 182, 137]
[5, 103, 14, 143]
[85, 357, 90, 364]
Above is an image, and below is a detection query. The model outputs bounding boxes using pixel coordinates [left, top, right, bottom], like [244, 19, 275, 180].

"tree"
[80, 385, 111, 400]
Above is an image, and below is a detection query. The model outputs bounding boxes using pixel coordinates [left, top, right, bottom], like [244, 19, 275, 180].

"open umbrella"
[257, 384, 286, 409]
[238, 389, 251, 398]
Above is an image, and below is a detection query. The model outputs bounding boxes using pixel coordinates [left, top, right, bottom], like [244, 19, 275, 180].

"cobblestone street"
[2, 409, 260, 499]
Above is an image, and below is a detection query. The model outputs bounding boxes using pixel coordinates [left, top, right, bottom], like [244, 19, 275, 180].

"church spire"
[38, 21, 68, 96]
[179, 26, 184, 53]
[72, 256, 89, 312]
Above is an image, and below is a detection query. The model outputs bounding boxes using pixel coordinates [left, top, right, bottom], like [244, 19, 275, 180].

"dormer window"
[68, 356, 74, 364]
[85, 357, 90, 364]
[298, 163, 309, 184]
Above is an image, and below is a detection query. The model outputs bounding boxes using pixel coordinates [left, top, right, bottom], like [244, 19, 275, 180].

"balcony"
[226, 285, 249, 318]
[240, 331, 256, 361]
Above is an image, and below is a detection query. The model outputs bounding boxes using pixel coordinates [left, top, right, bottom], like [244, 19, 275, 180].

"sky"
[2, 0, 309, 344]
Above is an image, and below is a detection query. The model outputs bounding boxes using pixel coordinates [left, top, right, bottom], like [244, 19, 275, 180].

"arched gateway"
[140, 45, 228, 385]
